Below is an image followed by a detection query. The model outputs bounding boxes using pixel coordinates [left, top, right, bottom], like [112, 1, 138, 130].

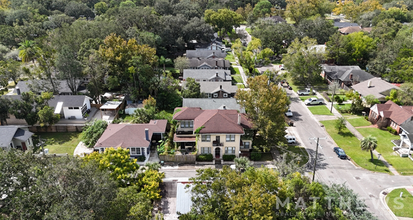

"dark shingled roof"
[186, 50, 226, 59]
[16, 80, 79, 94]
[188, 59, 230, 69]
[339, 69, 374, 83]
[0, 126, 33, 147]
[48, 95, 89, 108]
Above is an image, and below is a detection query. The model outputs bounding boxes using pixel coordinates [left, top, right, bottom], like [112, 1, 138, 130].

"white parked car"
[285, 135, 296, 144]
[285, 109, 293, 117]
[304, 98, 324, 105]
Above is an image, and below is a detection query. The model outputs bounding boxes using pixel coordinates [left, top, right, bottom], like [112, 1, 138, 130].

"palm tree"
[18, 40, 40, 63]
[234, 156, 252, 172]
[360, 136, 378, 161]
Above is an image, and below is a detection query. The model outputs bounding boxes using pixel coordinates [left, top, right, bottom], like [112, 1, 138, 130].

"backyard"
[308, 105, 334, 115]
[321, 120, 391, 174]
[357, 128, 413, 175]
[40, 132, 82, 155]
[386, 188, 413, 217]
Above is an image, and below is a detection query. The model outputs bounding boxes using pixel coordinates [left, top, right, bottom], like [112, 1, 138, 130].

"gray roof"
[183, 98, 245, 113]
[0, 126, 33, 147]
[198, 81, 238, 94]
[334, 22, 359, 28]
[188, 59, 230, 69]
[351, 77, 400, 100]
[16, 80, 82, 95]
[339, 69, 374, 82]
[48, 95, 89, 108]
[401, 121, 413, 141]
[186, 50, 226, 59]
[322, 64, 361, 80]
[183, 69, 232, 81]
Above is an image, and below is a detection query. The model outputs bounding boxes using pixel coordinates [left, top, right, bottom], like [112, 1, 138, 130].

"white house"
[48, 95, 91, 119]
[0, 126, 34, 151]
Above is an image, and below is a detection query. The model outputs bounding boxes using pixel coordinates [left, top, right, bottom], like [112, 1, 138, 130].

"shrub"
[250, 152, 261, 161]
[334, 95, 344, 104]
[196, 153, 213, 161]
[223, 155, 236, 161]
[386, 127, 397, 135]
[322, 91, 331, 102]
[364, 116, 369, 121]
[137, 155, 146, 162]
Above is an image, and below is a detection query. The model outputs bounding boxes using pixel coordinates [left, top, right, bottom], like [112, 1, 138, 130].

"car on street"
[334, 147, 347, 159]
[285, 135, 296, 144]
[285, 109, 293, 117]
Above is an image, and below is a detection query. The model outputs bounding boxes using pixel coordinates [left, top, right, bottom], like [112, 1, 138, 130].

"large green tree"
[285, 0, 333, 23]
[55, 45, 83, 94]
[282, 37, 323, 87]
[182, 77, 202, 98]
[81, 119, 108, 148]
[235, 75, 289, 149]
[18, 40, 40, 63]
[204, 9, 244, 37]
[0, 96, 11, 125]
[9, 92, 53, 126]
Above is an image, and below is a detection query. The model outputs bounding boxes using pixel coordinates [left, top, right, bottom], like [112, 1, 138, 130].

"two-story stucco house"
[173, 107, 253, 159]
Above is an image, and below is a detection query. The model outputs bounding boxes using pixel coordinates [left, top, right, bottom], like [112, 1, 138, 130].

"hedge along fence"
[159, 155, 196, 163]
[223, 155, 236, 161]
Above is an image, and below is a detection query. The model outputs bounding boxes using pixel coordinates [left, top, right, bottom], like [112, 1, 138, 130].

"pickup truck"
[297, 88, 313, 96]
[304, 98, 324, 105]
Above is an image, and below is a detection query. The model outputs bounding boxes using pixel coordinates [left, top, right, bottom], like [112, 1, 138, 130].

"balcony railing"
[213, 141, 223, 146]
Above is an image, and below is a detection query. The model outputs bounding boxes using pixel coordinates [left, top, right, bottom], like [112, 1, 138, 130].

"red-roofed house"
[93, 120, 167, 163]
[369, 100, 413, 133]
[173, 107, 253, 159]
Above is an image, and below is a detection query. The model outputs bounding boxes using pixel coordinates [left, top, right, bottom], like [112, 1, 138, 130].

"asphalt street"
[287, 89, 413, 220]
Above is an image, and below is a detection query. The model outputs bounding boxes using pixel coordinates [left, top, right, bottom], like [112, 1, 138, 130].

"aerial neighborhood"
[1, 0, 413, 219]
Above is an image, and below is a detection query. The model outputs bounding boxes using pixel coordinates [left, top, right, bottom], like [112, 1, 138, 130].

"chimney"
[216, 72, 218, 77]
[216, 60, 218, 67]
[145, 128, 149, 141]
[238, 114, 241, 125]
[15, 87, 20, 95]
[223, 105, 226, 110]
[368, 80, 372, 88]
[349, 73, 353, 80]
[220, 85, 222, 90]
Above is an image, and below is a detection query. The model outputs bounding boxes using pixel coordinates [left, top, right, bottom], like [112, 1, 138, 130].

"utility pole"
[309, 137, 327, 182]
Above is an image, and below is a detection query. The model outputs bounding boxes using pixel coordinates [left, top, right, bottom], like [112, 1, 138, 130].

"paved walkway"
[315, 92, 400, 175]
[233, 65, 248, 87]
[73, 141, 94, 157]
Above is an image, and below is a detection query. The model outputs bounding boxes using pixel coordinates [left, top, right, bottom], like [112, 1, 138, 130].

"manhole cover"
[355, 177, 360, 180]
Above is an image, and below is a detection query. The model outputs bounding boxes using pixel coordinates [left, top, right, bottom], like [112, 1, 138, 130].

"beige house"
[173, 107, 253, 159]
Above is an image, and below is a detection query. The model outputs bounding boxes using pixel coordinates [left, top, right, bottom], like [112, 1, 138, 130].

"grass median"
[386, 188, 413, 217]
[357, 128, 413, 175]
[308, 105, 334, 115]
[321, 120, 391, 174]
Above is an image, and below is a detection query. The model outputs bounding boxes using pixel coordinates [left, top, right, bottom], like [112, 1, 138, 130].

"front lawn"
[40, 132, 82, 155]
[233, 66, 241, 75]
[334, 104, 352, 115]
[387, 188, 413, 217]
[232, 75, 243, 84]
[357, 128, 413, 175]
[321, 120, 391, 174]
[345, 116, 371, 127]
[226, 52, 235, 62]
[237, 83, 245, 88]
[279, 145, 309, 166]
[299, 95, 317, 102]
[308, 105, 334, 115]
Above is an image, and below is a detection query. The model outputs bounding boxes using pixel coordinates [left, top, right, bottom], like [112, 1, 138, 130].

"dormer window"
[223, 93, 228, 98]
[213, 93, 218, 98]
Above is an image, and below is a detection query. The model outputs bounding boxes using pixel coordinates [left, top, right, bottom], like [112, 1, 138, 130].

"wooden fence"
[29, 125, 84, 133]
[159, 154, 196, 163]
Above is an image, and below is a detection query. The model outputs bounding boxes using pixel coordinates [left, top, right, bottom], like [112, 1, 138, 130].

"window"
[69, 107, 73, 110]
[180, 120, 193, 128]
[226, 135, 235, 142]
[225, 147, 235, 154]
[74, 107, 79, 109]
[130, 147, 141, 155]
[213, 93, 218, 98]
[223, 93, 228, 98]
[99, 148, 105, 153]
[201, 147, 211, 154]
[201, 135, 211, 142]
[243, 142, 250, 149]
[10, 143, 13, 148]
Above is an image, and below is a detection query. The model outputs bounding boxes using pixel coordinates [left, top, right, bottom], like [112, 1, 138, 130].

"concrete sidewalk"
[315, 92, 400, 175]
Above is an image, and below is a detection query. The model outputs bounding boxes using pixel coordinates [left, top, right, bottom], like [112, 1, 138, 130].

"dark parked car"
[334, 147, 347, 159]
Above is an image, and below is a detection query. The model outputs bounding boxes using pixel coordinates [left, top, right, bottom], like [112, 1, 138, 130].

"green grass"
[232, 75, 243, 84]
[259, 153, 273, 161]
[226, 52, 235, 62]
[308, 105, 334, 115]
[280, 145, 309, 166]
[237, 83, 245, 88]
[345, 117, 371, 127]
[330, 94, 347, 102]
[245, 27, 252, 34]
[357, 128, 413, 175]
[334, 104, 352, 115]
[387, 188, 413, 217]
[119, 114, 134, 122]
[299, 95, 317, 102]
[321, 120, 391, 174]
[233, 66, 241, 75]
[40, 132, 82, 155]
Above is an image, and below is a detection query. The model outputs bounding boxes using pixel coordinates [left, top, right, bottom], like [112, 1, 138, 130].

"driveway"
[286, 89, 413, 220]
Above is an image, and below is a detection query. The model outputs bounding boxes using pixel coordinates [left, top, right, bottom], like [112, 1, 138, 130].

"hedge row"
[223, 154, 236, 161]
[197, 153, 213, 161]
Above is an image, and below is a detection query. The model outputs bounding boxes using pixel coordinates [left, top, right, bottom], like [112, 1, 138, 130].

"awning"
[100, 101, 122, 110]
[174, 134, 196, 142]
[54, 102, 63, 114]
